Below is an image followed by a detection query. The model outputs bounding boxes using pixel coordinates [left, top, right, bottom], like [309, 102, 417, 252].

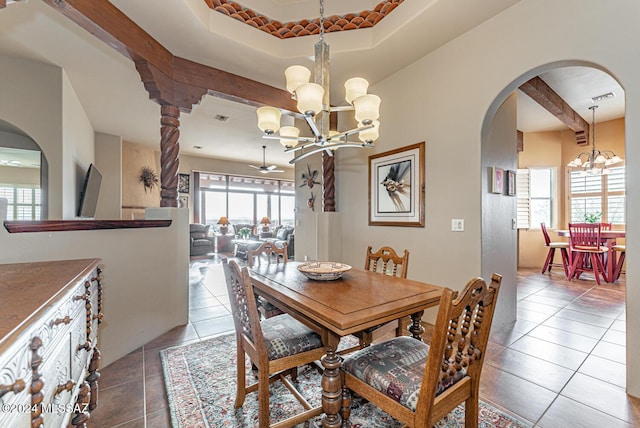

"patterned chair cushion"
[341, 336, 466, 411]
[262, 314, 323, 360]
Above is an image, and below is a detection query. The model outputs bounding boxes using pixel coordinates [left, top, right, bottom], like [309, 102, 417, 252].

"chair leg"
[542, 248, 555, 274]
[465, 395, 479, 428]
[615, 252, 626, 281]
[235, 342, 246, 408]
[590, 253, 602, 285]
[560, 248, 570, 279]
[568, 253, 583, 281]
[258, 369, 270, 427]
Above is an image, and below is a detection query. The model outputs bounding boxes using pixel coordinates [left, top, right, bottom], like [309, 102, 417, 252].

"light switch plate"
[451, 219, 464, 232]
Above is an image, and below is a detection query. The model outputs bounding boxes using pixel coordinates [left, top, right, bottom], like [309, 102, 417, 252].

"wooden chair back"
[221, 258, 266, 361]
[248, 241, 288, 266]
[600, 222, 612, 231]
[569, 222, 602, 250]
[364, 245, 409, 278]
[540, 222, 552, 246]
[417, 274, 502, 426]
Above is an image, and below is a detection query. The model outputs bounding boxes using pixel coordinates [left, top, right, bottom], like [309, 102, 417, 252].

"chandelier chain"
[319, 0, 325, 44]
[590, 105, 597, 152]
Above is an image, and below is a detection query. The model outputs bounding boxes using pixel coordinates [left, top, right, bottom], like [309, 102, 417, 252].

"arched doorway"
[0, 119, 49, 220]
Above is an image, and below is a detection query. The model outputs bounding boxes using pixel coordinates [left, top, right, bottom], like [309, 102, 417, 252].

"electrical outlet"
[451, 219, 464, 232]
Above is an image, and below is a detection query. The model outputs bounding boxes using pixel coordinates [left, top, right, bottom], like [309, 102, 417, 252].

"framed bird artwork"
[368, 142, 425, 227]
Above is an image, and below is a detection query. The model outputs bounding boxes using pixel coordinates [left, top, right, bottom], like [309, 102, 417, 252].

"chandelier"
[567, 105, 622, 175]
[256, 0, 380, 164]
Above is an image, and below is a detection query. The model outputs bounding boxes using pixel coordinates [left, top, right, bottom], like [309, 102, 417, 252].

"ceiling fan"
[249, 145, 284, 174]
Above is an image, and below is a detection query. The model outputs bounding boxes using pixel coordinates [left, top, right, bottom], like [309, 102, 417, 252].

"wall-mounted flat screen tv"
[77, 163, 102, 218]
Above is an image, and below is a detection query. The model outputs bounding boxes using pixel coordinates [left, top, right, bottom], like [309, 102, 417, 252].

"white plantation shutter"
[569, 166, 625, 224]
[516, 169, 530, 229]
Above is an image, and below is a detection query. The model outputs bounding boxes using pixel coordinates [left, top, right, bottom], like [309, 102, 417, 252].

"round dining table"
[556, 228, 625, 283]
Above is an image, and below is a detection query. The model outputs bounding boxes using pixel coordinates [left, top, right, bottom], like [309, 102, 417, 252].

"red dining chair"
[568, 223, 609, 285]
[540, 223, 570, 278]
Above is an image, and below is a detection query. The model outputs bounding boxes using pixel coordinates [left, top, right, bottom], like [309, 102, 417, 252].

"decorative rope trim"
[205, 0, 404, 39]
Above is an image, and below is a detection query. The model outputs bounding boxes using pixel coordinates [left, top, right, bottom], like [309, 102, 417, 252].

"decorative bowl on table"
[297, 262, 352, 281]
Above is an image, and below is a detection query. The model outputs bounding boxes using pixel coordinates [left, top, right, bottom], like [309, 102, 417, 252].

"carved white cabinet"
[0, 259, 103, 427]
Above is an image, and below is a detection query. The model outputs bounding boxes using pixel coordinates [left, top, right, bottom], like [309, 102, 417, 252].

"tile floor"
[88, 257, 640, 427]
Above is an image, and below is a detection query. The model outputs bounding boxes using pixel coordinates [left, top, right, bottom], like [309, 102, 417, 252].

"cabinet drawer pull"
[77, 342, 91, 352]
[51, 315, 72, 326]
[54, 380, 76, 397]
[0, 379, 26, 399]
[73, 293, 89, 301]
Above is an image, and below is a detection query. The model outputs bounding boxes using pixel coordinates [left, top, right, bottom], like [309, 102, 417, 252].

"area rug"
[160, 334, 531, 428]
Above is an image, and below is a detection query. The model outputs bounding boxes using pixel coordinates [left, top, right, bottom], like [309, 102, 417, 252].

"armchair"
[189, 224, 214, 256]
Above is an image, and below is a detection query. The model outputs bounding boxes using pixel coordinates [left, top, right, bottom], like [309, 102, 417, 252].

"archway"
[0, 119, 49, 220]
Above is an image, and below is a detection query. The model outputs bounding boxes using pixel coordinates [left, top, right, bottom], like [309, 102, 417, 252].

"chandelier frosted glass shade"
[285, 65, 311, 94]
[345, 77, 369, 104]
[354, 94, 381, 123]
[358, 120, 379, 143]
[279, 126, 300, 148]
[295, 83, 324, 115]
[256, 106, 282, 134]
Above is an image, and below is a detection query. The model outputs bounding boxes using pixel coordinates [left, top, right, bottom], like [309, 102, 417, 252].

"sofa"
[190, 224, 214, 256]
[231, 223, 295, 258]
[262, 225, 295, 258]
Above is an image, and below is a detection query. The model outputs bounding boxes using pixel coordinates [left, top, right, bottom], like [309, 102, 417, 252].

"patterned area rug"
[160, 334, 531, 428]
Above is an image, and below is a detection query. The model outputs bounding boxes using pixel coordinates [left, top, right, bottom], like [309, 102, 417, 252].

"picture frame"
[178, 173, 190, 193]
[506, 170, 516, 196]
[178, 195, 188, 208]
[369, 142, 425, 227]
[491, 167, 504, 194]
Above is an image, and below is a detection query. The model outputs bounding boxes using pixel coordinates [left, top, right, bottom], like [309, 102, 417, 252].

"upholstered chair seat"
[342, 336, 467, 412]
[261, 314, 323, 360]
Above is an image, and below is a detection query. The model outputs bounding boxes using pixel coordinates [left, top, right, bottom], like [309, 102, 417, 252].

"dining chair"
[600, 222, 612, 231]
[221, 258, 325, 428]
[248, 242, 287, 318]
[341, 273, 502, 428]
[568, 222, 609, 285]
[540, 222, 570, 278]
[360, 246, 410, 342]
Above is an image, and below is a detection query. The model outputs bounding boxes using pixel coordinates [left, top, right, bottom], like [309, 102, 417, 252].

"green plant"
[584, 212, 602, 223]
[238, 227, 252, 239]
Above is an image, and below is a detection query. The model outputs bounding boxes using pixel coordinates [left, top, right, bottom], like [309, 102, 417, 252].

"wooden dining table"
[248, 261, 445, 428]
[556, 229, 625, 283]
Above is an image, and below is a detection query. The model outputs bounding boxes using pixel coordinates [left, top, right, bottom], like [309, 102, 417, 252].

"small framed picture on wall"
[491, 167, 504, 194]
[178, 173, 190, 193]
[507, 170, 516, 196]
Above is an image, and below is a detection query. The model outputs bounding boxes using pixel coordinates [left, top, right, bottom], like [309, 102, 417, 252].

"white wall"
[62, 71, 95, 219]
[0, 56, 64, 218]
[95, 132, 123, 220]
[334, 0, 640, 395]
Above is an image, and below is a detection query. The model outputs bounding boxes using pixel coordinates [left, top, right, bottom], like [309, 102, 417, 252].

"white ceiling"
[0, 0, 625, 169]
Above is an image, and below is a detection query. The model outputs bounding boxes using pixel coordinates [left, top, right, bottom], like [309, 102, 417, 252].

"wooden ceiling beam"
[519, 76, 589, 145]
[40, 0, 297, 113]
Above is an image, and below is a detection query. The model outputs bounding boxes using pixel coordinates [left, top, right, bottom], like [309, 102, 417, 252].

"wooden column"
[322, 152, 335, 212]
[160, 105, 180, 207]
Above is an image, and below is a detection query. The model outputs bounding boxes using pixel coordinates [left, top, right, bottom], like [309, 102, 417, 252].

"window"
[516, 167, 554, 229]
[196, 172, 295, 227]
[569, 166, 625, 224]
[0, 184, 41, 220]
